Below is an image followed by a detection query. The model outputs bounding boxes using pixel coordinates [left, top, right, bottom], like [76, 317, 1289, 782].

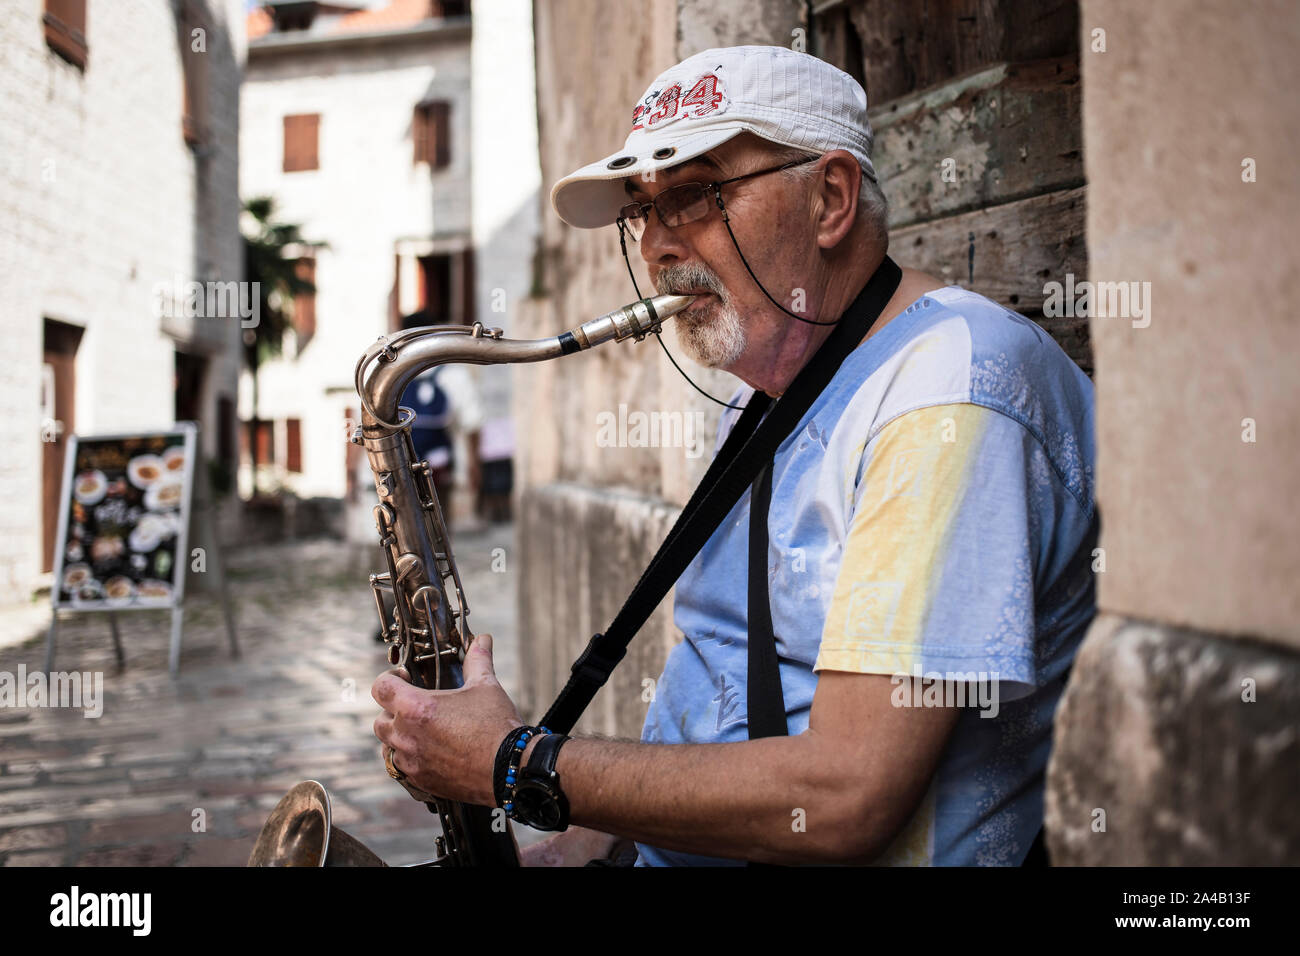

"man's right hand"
[518, 825, 628, 867]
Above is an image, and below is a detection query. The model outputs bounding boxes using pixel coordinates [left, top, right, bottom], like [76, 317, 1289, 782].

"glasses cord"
[714, 193, 840, 327]
[619, 221, 746, 410]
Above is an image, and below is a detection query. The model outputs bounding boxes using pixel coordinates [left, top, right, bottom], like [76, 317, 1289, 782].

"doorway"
[41, 319, 84, 572]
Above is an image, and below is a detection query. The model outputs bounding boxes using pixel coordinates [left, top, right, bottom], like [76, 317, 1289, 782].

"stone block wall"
[1045, 0, 1300, 864]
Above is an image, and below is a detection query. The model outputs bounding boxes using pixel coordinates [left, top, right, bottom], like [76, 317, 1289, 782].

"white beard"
[655, 261, 747, 368]
[674, 298, 747, 368]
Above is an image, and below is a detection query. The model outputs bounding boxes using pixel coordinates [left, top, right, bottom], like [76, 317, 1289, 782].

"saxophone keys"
[388, 644, 401, 666]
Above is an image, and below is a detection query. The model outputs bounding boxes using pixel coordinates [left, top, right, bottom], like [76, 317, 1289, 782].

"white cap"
[550, 45, 877, 229]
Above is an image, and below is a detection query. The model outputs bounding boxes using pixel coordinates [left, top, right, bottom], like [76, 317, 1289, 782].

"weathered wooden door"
[41, 319, 83, 572]
[816, 0, 1090, 372]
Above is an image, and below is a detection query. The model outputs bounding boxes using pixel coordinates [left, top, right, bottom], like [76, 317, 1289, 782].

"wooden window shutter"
[432, 101, 452, 169]
[285, 419, 302, 473]
[293, 258, 316, 342]
[415, 101, 451, 167]
[413, 104, 430, 165]
[259, 421, 274, 465]
[245, 421, 274, 466]
[44, 0, 87, 69]
[283, 114, 320, 172]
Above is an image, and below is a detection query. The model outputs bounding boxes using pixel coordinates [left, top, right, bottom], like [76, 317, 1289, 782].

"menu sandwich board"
[51, 424, 196, 612]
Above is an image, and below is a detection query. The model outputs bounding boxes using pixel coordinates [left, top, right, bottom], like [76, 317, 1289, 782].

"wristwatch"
[510, 733, 571, 831]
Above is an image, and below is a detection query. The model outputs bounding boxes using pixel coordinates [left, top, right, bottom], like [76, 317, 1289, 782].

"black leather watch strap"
[514, 733, 571, 831]
[524, 732, 569, 780]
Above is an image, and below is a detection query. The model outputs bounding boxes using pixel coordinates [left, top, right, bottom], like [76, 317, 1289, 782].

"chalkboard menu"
[52, 425, 196, 610]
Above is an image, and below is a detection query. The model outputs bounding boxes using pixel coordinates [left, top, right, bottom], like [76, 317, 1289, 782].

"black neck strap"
[539, 256, 903, 734]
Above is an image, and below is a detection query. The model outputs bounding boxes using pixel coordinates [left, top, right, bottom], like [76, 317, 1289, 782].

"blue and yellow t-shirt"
[638, 286, 1098, 866]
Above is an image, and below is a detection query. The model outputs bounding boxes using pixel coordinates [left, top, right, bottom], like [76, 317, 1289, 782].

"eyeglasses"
[616, 156, 819, 242]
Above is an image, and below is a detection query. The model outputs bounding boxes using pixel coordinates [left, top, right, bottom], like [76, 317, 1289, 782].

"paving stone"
[86, 811, 198, 846]
[3, 850, 67, 866]
[190, 779, 293, 799]
[0, 528, 522, 866]
[182, 837, 255, 867]
[48, 768, 131, 785]
[0, 824, 66, 851]
[76, 843, 187, 866]
[127, 766, 188, 782]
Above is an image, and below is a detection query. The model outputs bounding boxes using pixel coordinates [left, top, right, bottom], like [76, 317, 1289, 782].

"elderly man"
[373, 45, 1097, 866]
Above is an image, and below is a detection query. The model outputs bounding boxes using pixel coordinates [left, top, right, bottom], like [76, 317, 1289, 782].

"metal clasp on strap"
[570, 633, 626, 687]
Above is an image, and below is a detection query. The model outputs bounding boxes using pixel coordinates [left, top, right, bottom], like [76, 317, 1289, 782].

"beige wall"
[1083, 0, 1300, 645]
[516, 0, 801, 727]
[521, 0, 1300, 862]
[518, 0, 700, 508]
[1047, 0, 1300, 865]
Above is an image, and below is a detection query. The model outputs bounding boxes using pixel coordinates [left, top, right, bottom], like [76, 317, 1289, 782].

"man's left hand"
[371, 632, 523, 807]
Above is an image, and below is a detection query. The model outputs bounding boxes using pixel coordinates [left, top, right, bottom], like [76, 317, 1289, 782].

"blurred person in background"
[398, 308, 484, 526]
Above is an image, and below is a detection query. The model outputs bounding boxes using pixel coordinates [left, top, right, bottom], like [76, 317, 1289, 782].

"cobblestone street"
[0, 525, 546, 866]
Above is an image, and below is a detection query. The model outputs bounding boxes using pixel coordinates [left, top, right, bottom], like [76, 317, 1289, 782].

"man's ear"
[814, 149, 863, 251]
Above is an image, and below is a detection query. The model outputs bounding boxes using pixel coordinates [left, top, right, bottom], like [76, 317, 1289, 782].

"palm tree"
[240, 196, 319, 498]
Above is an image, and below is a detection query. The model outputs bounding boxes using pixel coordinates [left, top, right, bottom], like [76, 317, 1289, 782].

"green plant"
[240, 196, 323, 497]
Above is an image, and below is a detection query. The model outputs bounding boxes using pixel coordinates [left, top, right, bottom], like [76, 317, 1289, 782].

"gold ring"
[384, 745, 405, 781]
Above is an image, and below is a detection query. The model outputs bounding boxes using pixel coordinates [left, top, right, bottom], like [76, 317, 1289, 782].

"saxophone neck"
[356, 294, 696, 432]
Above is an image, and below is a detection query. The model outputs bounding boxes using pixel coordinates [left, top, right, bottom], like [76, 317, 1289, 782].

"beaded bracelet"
[493, 724, 551, 815]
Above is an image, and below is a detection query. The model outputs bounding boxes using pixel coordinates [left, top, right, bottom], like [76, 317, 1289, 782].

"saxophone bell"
[248, 780, 388, 867]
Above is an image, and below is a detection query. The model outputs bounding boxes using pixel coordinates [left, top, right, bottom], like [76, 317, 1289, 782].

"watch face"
[515, 783, 562, 830]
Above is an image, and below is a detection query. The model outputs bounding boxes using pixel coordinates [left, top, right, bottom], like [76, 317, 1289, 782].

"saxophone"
[249, 292, 695, 867]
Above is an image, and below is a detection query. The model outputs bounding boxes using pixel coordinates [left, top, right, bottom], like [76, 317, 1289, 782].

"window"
[217, 396, 236, 473]
[174, 351, 207, 423]
[43, 0, 87, 69]
[293, 257, 316, 345]
[460, 248, 475, 326]
[413, 101, 451, 168]
[285, 419, 302, 474]
[283, 114, 320, 172]
[241, 420, 274, 468]
[270, 5, 316, 31]
[418, 254, 451, 320]
[417, 250, 474, 324]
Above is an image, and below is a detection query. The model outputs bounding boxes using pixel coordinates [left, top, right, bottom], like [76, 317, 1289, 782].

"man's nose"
[637, 205, 691, 267]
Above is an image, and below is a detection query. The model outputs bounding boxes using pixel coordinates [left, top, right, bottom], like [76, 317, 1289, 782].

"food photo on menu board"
[56, 431, 193, 610]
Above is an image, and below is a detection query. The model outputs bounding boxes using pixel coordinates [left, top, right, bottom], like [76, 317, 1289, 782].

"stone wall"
[517, 0, 1088, 736]
[1046, 0, 1300, 864]
[517, 0, 1300, 865]
[516, 0, 801, 727]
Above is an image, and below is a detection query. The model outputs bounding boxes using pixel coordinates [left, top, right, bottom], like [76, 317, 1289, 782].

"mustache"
[654, 263, 728, 300]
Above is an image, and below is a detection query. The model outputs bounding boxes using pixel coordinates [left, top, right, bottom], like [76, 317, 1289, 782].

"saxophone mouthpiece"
[575, 294, 697, 347]
[648, 293, 697, 319]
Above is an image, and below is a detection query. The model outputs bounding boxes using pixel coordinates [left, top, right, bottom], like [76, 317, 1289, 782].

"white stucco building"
[239, 0, 539, 513]
[0, 0, 245, 607]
